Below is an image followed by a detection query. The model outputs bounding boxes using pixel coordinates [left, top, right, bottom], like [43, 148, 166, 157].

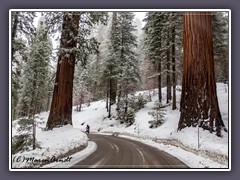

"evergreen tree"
[18, 17, 52, 118]
[12, 39, 28, 120]
[178, 12, 227, 137]
[73, 62, 94, 111]
[117, 12, 141, 124]
[212, 12, 229, 83]
[11, 11, 36, 120]
[46, 12, 108, 130]
[101, 12, 121, 117]
[148, 101, 166, 128]
[143, 12, 163, 102]
[143, 12, 182, 106]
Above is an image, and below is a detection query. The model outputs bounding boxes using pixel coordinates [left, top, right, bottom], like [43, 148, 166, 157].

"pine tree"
[11, 11, 36, 120]
[138, 32, 158, 97]
[109, 12, 119, 105]
[12, 39, 27, 120]
[144, 12, 182, 106]
[117, 12, 140, 124]
[73, 62, 94, 111]
[101, 12, 121, 117]
[148, 101, 166, 128]
[18, 17, 52, 118]
[143, 12, 163, 102]
[178, 12, 227, 137]
[212, 12, 229, 83]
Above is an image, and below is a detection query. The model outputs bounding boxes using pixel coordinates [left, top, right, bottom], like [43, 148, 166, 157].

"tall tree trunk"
[32, 119, 36, 150]
[222, 56, 228, 83]
[46, 91, 51, 112]
[116, 85, 122, 111]
[93, 51, 100, 99]
[110, 78, 117, 105]
[46, 14, 80, 130]
[108, 80, 112, 118]
[109, 12, 118, 105]
[11, 12, 19, 120]
[166, 30, 171, 103]
[124, 90, 128, 121]
[158, 37, 162, 103]
[172, 25, 177, 110]
[157, 62, 162, 102]
[11, 12, 19, 58]
[106, 88, 109, 111]
[178, 12, 227, 137]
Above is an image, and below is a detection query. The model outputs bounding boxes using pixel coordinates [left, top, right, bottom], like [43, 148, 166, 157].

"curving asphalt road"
[71, 134, 189, 169]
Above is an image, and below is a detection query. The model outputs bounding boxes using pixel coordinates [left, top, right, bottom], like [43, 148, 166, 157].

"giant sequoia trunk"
[178, 12, 227, 137]
[46, 14, 80, 130]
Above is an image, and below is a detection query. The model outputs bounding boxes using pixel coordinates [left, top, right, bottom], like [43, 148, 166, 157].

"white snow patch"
[11, 83, 229, 169]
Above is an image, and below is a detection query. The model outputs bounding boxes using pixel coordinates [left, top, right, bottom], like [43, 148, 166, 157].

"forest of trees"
[11, 11, 229, 137]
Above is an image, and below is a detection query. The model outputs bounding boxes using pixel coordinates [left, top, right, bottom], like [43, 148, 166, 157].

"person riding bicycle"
[86, 124, 90, 134]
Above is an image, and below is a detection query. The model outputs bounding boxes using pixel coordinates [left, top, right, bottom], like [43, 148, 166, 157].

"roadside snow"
[11, 83, 229, 169]
[12, 124, 88, 168]
[42, 141, 97, 168]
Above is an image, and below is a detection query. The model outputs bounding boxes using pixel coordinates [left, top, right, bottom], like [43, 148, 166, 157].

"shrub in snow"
[128, 94, 148, 111]
[148, 101, 166, 128]
[12, 134, 33, 154]
[116, 100, 135, 126]
[125, 108, 135, 127]
[12, 116, 43, 154]
[116, 94, 147, 126]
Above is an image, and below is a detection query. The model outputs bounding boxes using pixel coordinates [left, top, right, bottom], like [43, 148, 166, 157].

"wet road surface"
[71, 134, 189, 169]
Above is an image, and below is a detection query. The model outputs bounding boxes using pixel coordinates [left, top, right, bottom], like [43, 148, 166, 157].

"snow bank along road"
[71, 134, 189, 169]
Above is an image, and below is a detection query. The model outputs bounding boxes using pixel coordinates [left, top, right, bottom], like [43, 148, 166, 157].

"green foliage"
[12, 116, 44, 154]
[116, 100, 135, 126]
[17, 118, 34, 132]
[143, 12, 183, 78]
[148, 101, 166, 128]
[118, 12, 141, 92]
[101, 12, 141, 96]
[12, 118, 34, 154]
[11, 11, 36, 120]
[12, 134, 33, 154]
[128, 94, 148, 111]
[212, 12, 229, 82]
[116, 94, 148, 126]
[116, 100, 126, 123]
[56, 12, 108, 68]
[125, 108, 135, 127]
[11, 11, 36, 42]
[18, 17, 52, 116]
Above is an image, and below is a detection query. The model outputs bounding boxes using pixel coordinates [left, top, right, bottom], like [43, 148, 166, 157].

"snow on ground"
[11, 83, 229, 169]
[12, 124, 88, 168]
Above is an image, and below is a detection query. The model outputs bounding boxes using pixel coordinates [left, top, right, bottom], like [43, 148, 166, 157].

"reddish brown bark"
[178, 12, 226, 136]
[47, 13, 80, 129]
